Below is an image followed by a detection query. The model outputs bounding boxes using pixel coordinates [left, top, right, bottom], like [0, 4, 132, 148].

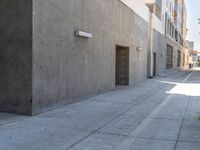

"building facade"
[0, 0, 188, 115]
[144, 0, 188, 76]
[164, 0, 188, 69]
[188, 41, 199, 66]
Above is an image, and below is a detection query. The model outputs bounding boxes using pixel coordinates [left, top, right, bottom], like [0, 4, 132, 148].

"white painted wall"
[120, 0, 150, 22]
[144, 0, 155, 3]
[120, 0, 165, 34]
[152, 14, 164, 34]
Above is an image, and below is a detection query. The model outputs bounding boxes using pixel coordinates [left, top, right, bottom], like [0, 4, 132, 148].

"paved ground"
[1, 68, 200, 150]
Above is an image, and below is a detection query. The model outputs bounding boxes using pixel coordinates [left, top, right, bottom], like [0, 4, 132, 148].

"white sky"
[186, 0, 200, 51]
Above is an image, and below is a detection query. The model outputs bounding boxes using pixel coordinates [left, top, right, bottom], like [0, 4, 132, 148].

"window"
[167, 20, 170, 34]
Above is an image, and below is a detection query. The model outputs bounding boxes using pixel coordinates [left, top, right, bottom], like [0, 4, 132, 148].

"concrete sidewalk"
[0, 69, 200, 150]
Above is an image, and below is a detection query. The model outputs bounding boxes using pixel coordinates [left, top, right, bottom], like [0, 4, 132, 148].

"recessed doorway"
[115, 46, 129, 86]
[177, 50, 181, 67]
[166, 45, 173, 69]
[153, 52, 157, 76]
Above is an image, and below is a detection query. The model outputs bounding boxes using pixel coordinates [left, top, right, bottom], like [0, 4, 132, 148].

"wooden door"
[115, 46, 129, 85]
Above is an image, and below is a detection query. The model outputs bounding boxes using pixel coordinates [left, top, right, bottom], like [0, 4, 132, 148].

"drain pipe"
[148, 11, 153, 78]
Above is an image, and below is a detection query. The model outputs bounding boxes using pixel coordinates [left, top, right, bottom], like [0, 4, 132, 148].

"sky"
[186, 0, 200, 50]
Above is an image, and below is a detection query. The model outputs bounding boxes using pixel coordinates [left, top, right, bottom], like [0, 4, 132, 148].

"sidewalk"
[0, 69, 200, 150]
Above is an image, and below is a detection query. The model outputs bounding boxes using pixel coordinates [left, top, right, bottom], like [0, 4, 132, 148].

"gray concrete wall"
[152, 29, 166, 76]
[0, 0, 33, 115]
[32, 0, 148, 114]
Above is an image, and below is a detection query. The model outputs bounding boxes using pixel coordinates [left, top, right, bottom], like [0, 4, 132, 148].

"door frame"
[153, 52, 157, 76]
[115, 45, 130, 86]
[166, 44, 173, 69]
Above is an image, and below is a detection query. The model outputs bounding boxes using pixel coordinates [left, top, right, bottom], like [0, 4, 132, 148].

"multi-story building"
[145, 0, 188, 71]
[165, 0, 187, 69]
[0, 0, 188, 115]
[188, 41, 199, 66]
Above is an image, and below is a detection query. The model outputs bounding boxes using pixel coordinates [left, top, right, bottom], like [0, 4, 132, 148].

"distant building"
[187, 41, 198, 65]
[145, 0, 188, 70]
[188, 41, 194, 51]
[192, 53, 198, 65]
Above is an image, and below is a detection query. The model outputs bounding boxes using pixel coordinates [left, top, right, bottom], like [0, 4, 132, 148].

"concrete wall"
[152, 29, 166, 75]
[147, 29, 166, 77]
[0, 0, 33, 115]
[152, 14, 164, 34]
[32, 0, 148, 114]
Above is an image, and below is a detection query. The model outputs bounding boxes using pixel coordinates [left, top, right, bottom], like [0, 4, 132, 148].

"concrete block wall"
[152, 29, 166, 76]
[0, 0, 33, 115]
[0, 0, 149, 115]
[32, 0, 148, 114]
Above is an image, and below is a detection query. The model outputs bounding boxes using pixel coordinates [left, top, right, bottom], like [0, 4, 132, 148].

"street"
[0, 68, 200, 150]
